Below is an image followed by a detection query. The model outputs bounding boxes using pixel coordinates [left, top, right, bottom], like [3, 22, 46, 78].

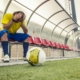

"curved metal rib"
[40, 10, 64, 37]
[27, 0, 50, 25]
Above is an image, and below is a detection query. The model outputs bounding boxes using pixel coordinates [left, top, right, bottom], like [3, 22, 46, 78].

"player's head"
[13, 11, 26, 22]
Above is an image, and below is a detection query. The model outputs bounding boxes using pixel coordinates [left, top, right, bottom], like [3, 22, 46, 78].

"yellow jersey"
[1, 13, 26, 34]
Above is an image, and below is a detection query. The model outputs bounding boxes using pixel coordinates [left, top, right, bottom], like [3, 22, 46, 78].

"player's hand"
[21, 14, 26, 23]
[21, 14, 26, 26]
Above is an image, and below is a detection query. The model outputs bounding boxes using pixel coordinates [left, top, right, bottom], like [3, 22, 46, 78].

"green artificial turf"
[0, 58, 80, 80]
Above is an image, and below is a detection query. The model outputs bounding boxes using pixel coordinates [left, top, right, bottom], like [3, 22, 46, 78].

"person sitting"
[0, 11, 30, 62]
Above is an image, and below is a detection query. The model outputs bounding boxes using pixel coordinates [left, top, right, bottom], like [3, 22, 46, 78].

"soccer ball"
[26, 47, 46, 66]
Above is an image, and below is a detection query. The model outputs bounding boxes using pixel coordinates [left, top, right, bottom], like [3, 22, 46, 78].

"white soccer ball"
[26, 47, 46, 66]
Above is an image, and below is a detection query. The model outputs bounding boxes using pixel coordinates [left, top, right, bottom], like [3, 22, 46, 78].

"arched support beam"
[27, 0, 50, 25]
[3, 0, 12, 15]
[58, 23, 76, 42]
[40, 10, 64, 38]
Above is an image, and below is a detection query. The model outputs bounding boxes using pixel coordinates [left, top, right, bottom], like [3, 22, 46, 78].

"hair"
[13, 11, 25, 15]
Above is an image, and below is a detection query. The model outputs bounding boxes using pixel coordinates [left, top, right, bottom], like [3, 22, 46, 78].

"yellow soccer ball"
[26, 47, 46, 66]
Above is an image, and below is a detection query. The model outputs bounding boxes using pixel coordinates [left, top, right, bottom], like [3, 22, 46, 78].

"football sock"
[1, 41, 8, 56]
[23, 42, 29, 57]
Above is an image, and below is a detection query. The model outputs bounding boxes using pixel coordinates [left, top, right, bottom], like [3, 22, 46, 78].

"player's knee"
[25, 37, 29, 42]
[24, 34, 30, 42]
[1, 33, 8, 41]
